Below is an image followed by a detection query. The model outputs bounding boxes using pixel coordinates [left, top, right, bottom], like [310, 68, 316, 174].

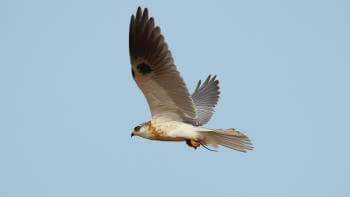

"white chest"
[147, 121, 201, 141]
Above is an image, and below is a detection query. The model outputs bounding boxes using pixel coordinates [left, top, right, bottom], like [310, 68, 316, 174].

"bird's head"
[131, 122, 149, 138]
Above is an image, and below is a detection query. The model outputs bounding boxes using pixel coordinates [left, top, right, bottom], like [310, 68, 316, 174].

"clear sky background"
[1, 0, 349, 197]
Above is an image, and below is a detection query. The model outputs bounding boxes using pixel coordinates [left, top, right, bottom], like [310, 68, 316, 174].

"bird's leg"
[186, 139, 200, 149]
[186, 139, 192, 147]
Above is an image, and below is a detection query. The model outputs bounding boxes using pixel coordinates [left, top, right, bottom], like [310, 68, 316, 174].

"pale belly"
[150, 135, 187, 141]
[147, 121, 202, 141]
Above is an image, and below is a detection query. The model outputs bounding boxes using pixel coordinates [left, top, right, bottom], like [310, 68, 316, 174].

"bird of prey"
[129, 7, 253, 152]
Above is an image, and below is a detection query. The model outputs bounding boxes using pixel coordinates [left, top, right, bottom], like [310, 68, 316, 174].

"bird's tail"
[199, 129, 253, 152]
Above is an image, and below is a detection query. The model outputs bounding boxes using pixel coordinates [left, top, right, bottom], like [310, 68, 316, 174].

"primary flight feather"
[129, 7, 253, 152]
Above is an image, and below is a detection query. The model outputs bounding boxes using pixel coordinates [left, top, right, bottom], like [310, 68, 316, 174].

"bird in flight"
[129, 7, 253, 152]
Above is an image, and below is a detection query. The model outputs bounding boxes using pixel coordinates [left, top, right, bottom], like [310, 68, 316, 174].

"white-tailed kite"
[129, 7, 253, 152]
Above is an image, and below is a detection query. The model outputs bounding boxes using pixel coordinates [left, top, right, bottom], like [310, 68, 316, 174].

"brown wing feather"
[129, 7, 197, 123]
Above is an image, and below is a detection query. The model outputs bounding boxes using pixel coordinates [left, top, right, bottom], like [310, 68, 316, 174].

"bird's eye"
[134, 126, 141, 131]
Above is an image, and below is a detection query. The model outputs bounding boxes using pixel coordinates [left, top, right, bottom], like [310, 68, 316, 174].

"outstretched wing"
[191, 75, 220, 126]
[129, 7, 197, 123]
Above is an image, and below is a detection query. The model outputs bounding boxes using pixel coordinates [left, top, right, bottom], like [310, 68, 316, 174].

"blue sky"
[1, 0, 349, 197]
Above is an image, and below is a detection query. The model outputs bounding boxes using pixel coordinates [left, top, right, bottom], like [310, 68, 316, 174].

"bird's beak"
[131, 133, 134, 138]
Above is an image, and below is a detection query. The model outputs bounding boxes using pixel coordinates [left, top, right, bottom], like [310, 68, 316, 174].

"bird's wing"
[191, 75, 220, 126]
[129, 7, 197, 123]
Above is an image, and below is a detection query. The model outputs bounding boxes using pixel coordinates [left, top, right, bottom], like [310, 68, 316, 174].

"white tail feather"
[199, 129, 253, 152]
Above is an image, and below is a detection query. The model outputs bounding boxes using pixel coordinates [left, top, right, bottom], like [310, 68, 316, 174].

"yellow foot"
[186, 140, 200, 149]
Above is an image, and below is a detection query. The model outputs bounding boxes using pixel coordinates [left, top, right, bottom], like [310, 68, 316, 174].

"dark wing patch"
[137, 62, 152, 75]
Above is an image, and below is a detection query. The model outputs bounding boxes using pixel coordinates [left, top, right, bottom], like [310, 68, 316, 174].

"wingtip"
[195, 79, 202, 90]
[143, 7, 149, 20]
[136, 6, 142, 20]
[206, 74, 219, 83]
[136, 6, 149, 16]
[206, 74, 211, 81]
